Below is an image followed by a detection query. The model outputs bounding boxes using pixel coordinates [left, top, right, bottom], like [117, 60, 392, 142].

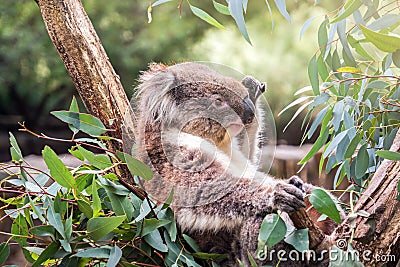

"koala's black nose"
[241, 97, 255, 124]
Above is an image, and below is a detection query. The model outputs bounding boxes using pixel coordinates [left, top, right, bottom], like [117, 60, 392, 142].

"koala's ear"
[241, 76, 267, 103]
[139, 63, 169, 83]
[137, 63, 177, 122]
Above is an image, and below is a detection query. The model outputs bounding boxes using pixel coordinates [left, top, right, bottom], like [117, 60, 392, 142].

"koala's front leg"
[270, 176, 306, 214]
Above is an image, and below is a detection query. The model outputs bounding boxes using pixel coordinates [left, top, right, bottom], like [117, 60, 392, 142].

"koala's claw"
[272, 179, 306, 214]
[287, 175, 304, 191]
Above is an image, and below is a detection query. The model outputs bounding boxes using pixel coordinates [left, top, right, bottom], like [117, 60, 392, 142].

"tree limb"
[34, 0, 145, 198]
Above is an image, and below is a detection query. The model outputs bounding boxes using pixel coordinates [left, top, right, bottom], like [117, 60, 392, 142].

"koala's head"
[136, 62, 265, 147]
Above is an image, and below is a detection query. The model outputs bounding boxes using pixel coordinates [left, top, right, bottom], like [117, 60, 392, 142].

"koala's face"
[167, 81, 256, 146]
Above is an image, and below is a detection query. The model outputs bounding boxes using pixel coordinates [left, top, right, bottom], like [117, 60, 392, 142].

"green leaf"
[51, 111, 107, 136]
[77, 198, 93, 218]
[213, 1, 230, 15]
[309, 189, 341, 223]
[32, 241, 60, 267]
[360, 24, 400, 53]
[192, 252, 227, 260]
[105, 189, 134, 221]
[9, 132, 23, 162]
[247, 251, 258, 267]
[152, 0, 172, 7]
[190, 5, 225, 30]
[142, 218, 170, 237]
[317, 54, 329, 81]
[355, 144, 369, 178]
[308, 107, 328, 139]
[87, 215, 126, 240]
[68, 97, 80, 134]
[47, 203, 66, 239]
[300, 17, 315, 40]
[144, 230, 168, 252]
[308, 55, 320, 95]
[273, 0, 291, 22]
[376, 150, 400, 161]
[278, 96, 313, 116]
[299, 127, 329, 165]
[283, 101, 313, 132]
[11, 214, 29, 245]
[348, 34, 374, 60]
[318, 19, 328, 53]
[42, 146, 76, 189]
[393, 49, 400, 68]
[226, 0, 251, 44]
[183, 234, 200, 252]
[330, 0, 362, 23]
[258, 214, 287, 248]
[77, 146, 112, 169]
[92, 178, 101, 217]
[0, 243, 10, 265]
[284, 229, 309, 252]
[106, 246, 122, 267]
[30, 225, 56, 239]
[324, 130, 350, 158]
[123, 153, 153, 181]
[74, 247, 111, 258]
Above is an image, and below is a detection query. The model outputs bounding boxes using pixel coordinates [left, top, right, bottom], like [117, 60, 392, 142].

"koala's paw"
[272, 177, 306, 214]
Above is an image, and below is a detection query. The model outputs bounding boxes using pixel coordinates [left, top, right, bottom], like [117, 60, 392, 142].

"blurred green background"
[0, 0, 338, 160]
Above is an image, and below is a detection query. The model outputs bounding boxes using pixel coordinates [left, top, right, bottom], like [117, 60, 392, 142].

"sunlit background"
[0, 0, 340, 160]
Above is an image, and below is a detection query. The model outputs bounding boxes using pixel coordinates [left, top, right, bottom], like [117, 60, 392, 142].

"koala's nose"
[241, 97, 255, 124]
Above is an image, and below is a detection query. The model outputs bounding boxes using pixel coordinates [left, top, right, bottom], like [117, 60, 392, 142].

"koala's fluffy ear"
[241, 76, 266, 103]
[137, 63, 177, 123]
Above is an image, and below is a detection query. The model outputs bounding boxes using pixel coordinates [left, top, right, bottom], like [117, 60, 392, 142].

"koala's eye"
[213, 97, 226, 108]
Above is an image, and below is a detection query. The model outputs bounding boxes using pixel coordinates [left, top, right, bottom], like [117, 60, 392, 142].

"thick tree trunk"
[34, 0, 399, 265]
[34, 0, 144, 198]
[332, 129, 400, 266]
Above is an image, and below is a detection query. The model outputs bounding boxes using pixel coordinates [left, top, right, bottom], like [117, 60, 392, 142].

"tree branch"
[34, 0, 144, 198]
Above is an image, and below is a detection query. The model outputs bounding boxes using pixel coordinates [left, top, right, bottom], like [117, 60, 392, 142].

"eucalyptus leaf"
[258, 214, 287, 248]
[9, 132, 23, 162]
[308, 55, 319, 95]
[284, 229, 309, 252]
[309, 189, 341, 223]
[300, 17, 315, 39]
[273, 0, 291, 22]
[355, 144, 369, 178]
[87, 215, 126, 241]
[42, 146, 76, 189]
[51, 111, 107, 136]
[226, 0, 251, 44]
[144, 230, 168, 252]
[360, 25, 400, 53]
[77, 146, 112, 169]
[74, 247, 111, 258]
[331, 0, 362, 23]
[213, 1, 230, 15]
[376, 150, 400, 161]
[106, 246, 122, 267]
[123, 153, 153, 181]
[190, 5, 225, 30]
[47, 203, 66, 239]
[0, 243, 10, 265]
[32, 241, 60, 267]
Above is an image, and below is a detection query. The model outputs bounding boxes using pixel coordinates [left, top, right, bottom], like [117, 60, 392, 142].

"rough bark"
[332, 129, 400, 266]
[34, 0, 144, 198]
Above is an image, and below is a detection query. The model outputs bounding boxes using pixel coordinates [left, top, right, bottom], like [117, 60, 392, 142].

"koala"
[133, 62, 338, 266]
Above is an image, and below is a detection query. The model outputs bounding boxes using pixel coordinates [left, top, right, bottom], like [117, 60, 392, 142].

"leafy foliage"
[283, 1, 400, 198]
[149, 0, 299, 44]
[0, 99, 220, 266]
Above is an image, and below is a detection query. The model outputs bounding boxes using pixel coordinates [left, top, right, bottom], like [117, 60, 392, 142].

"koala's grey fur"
[133, 62, 331, 266]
